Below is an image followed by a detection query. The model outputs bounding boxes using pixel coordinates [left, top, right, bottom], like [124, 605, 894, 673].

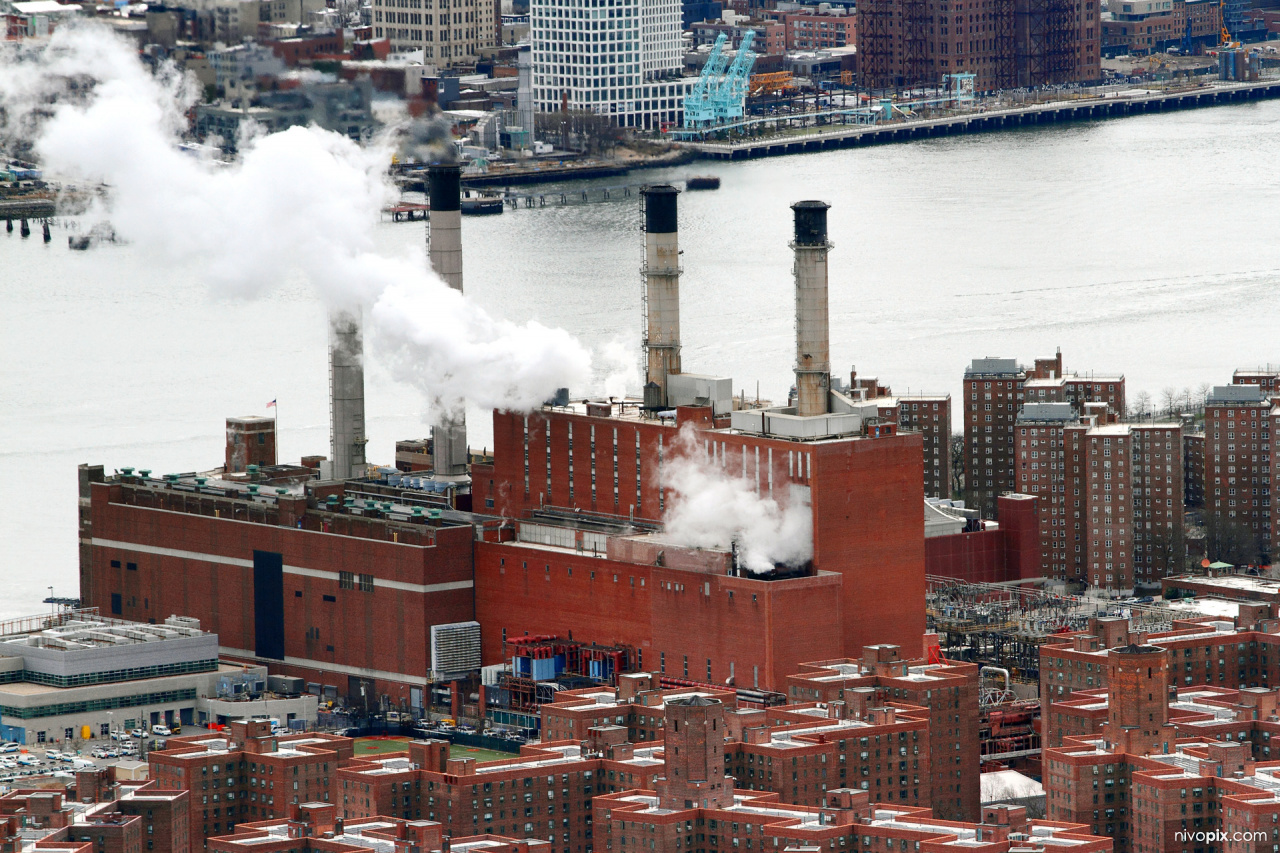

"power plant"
[78, 194, 929, 804]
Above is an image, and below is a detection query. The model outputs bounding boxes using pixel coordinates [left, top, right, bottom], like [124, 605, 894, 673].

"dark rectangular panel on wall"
[253, 550, 285, 660]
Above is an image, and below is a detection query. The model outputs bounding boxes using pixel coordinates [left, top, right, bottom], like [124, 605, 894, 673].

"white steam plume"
[660, 426, 813, 573]
[0, 25, 590, 414]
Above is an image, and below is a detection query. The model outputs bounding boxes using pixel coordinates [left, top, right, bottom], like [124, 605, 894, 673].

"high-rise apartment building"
[1204, 384, 1274, 564]
[528, 0, 692, 128]
[1014, 406, 1183, 591]
[964, 351, 1123, 521]
[371, 0, 494, 68]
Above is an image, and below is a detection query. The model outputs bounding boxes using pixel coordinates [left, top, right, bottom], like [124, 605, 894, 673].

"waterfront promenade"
[682, 77, 1280, 160]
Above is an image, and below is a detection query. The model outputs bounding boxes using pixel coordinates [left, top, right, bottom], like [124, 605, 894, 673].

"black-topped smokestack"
[791, 201, 832, 418]
[792, 200, 829, 246]
[644, 185, 679, 235]
[428, 163, 467, 476]
[428, 164, 462, 214]
[641, 185, 682, 409]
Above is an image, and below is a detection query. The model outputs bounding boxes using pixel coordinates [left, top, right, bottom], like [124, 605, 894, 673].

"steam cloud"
[660, 426, 813, 573]
[0, 25, 590, 414]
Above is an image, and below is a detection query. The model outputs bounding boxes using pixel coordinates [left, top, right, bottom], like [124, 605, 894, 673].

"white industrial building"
[529, 0, 693, 128]
[0, 611, 315, 747]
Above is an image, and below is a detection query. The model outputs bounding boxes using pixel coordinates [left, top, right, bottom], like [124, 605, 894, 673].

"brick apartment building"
[1101, 0, 1219, 54]
[856, 0, 1101, 91]
[783, 642, 980, 822]
[594, 695, 1110, 853]
[147, 720, 354, 851]
[0, 829, 93, 853]
[1183, 429, 1205, 509]
[1038, 603, 1280, 749]
[849, 370, 952, 500]
[0, 779, 190, 853]
[1204, 384, 1275, 564]
[1014, 405, 1183, 591]
[541, 646, 978, 820]
[963, 352, 1125, 521]
[763, 7, 855, 50]
[335, 736, 667, 850]
[1042, 636, 1280, 852]
[330, 645, 977, 844]
[206, 803, 549, 853]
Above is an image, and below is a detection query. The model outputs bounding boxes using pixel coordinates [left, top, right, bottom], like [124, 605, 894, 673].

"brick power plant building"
[78, 177, 937, 716]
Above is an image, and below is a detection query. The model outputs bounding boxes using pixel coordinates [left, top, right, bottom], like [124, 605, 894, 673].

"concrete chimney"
[641, 185, 681, 409]
[791, 201, 832, 418]
[517, 45, 535, 143]
[428, 164, 468, 476]
[328, 311, 367, 480]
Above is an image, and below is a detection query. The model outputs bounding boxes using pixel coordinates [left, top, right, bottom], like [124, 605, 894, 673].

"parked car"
[151, 724, 172, 736]
[91, 749, 109, 759]
[0, 743, 18, 754]
[129, 728, 145, 738]
[44, 750, 63, 760]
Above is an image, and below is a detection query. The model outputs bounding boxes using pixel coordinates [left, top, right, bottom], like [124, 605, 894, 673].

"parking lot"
[0, 725, 199, 788]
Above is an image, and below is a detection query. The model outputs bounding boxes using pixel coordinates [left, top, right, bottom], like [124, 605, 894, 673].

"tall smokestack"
[641, 185, 681, 409]
[329, 310, 367, 480]
[791, 201, 832, 418]
[428, 163, 468, 476]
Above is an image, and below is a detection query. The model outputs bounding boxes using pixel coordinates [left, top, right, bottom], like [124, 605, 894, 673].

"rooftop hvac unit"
[430, 621, 481, 681]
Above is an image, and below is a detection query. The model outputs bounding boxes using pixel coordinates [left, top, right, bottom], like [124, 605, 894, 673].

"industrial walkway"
[683, 78, 1280, 160]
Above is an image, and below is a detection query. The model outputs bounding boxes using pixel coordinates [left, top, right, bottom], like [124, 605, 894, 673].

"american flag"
[267, 399, 277, 409]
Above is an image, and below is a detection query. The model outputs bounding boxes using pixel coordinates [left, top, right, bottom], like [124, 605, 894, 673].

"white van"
[152, 724, 172, 736]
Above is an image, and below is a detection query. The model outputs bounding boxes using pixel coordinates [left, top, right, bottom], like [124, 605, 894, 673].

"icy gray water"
[4, 100, 1280, 618]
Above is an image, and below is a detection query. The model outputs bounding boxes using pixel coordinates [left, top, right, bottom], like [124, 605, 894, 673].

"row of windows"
[2, 688, 197, 719]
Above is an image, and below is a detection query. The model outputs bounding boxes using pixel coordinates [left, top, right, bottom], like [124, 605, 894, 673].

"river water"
[4, 100, 1280, 618]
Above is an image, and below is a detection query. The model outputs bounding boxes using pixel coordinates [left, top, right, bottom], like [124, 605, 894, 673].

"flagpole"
[273, 400, 279, 466]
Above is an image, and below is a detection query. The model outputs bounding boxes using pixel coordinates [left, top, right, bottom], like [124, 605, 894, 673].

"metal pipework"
[641, 185, 682, 408]
[791, 201, 832, 418]
[329, 310, 368, 480]
[428, 164, 469, 476]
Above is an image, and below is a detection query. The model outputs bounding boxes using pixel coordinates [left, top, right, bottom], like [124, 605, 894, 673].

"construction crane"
[1219, 0, 1238, 47]
[681, 30, 758, 128]
[749, 71, 795, 97]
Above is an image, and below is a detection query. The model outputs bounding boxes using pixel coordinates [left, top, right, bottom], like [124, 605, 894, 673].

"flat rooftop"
[0, 612, 206, 652]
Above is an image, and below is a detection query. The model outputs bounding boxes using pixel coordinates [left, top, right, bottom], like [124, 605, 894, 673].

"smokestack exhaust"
[641, 185, 681, 409]
[329, 311, 368, 480]
[791, 201, 831, 418]
[428, 164, 468, 477]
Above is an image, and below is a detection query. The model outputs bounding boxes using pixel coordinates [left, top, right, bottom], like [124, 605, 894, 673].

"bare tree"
[951, 433, 965, 499]
[1133, 391, 1152, 421]
[1203, 513, 1262, 567]
[1196, 382, 1212, 412]
[1148, 525, 1187, 578]
[1160, 387, 1178, 417]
